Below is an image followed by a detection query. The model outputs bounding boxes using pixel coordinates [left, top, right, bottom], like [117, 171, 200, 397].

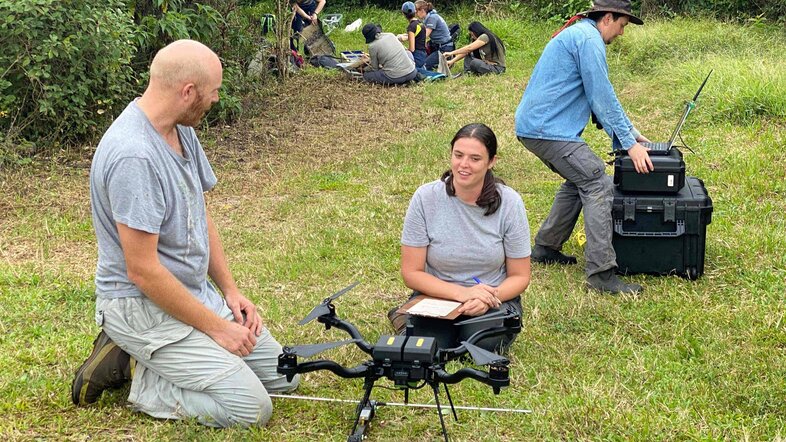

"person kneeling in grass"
[71, 39, 298, 427]
[444, 22, 506, 75]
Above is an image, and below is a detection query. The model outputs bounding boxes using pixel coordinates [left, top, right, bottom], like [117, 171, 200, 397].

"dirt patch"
[205, 73, 424, 170]
[0, 71, 425, 270]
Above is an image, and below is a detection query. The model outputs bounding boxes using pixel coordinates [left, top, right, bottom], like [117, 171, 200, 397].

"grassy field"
[1, 9, 786, 441]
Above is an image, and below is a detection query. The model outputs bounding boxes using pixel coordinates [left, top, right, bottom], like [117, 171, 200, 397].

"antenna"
[692, 70, 713, 103]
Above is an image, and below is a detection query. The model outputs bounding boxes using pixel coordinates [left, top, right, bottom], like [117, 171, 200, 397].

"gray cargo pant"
[96, 296, 299, 428]
[362, 68, 417, 85]
[463, 54, 505, 75]
[518, 137, 617, 276]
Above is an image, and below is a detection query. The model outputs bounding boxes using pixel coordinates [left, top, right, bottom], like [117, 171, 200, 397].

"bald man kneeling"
[71, 39, 299, 427]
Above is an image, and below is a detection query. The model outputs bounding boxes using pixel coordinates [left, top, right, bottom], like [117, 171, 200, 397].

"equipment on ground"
[277, 282, 521, 442]
[612, 176, 713, 279]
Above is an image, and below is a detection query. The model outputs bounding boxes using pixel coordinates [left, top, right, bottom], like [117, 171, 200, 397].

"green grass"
[2, 10, 786, 441]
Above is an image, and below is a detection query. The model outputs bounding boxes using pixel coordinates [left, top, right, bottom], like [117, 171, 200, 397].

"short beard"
[181, 89, 210, 127]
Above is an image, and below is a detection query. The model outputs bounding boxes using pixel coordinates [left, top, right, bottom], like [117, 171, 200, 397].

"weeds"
[1, 12, 785, 442]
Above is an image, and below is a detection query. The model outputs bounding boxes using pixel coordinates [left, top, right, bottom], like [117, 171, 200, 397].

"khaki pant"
[96, 296, 299, 428]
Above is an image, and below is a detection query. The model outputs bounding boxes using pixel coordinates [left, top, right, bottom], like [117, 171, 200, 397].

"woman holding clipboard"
[396, 123, 532, 352]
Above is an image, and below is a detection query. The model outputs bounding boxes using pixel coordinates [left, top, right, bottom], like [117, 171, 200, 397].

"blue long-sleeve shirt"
[515, 19, 639, 150]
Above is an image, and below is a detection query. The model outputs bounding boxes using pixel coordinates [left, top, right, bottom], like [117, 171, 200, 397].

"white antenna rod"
[269, 394, 532, 414]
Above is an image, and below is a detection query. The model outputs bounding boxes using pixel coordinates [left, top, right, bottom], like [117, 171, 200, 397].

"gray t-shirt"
[368, 32, 416, 79]
[401, 179, 531, 288]
[90, 100, 224, 313]
[424, 10, 452, 45]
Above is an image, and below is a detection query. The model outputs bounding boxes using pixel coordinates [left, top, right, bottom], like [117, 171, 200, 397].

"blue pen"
[472, 276, 482, 284]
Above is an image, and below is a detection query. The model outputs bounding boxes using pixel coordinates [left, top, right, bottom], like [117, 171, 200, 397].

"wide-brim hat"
[362, 23, 381, 44]
[579, 0, 644, 25]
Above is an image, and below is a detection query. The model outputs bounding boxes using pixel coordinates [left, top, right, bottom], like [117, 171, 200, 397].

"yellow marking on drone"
[416, 338, 424, 347]
[387, 337, 395, 345]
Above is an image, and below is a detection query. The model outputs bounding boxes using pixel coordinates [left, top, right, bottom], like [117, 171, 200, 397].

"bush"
[0, 0, 136, 147]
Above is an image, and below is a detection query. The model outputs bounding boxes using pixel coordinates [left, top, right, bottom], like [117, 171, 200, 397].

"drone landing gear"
[430, 382, 459, 442]
[349, 380, 377, 441]
[348, 398, 376, 442]
[347, 379, 459, 442]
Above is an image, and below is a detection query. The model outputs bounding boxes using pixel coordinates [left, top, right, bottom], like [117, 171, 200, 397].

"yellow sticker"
[575, 230, 586, 248]
[416, 338, 424, 347]
[387, 337, 395, 345]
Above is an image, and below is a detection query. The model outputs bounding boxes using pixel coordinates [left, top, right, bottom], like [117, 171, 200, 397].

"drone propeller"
[453, 308, 518, 326]
[299, 281, 360, 325]
[285, 339, 360, 358]
[460, 341, 508, 366]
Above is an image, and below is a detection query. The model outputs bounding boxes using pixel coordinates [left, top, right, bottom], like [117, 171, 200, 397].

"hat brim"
[579, 8, 644, 25]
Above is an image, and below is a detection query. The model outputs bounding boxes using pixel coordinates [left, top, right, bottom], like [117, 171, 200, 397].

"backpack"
[449, 24, 461, 45]
[309, 55, 340, 69]
[261, 14, 275, 36]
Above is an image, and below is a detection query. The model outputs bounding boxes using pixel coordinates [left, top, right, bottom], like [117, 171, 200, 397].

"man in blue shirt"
[514, 0, 651, 294]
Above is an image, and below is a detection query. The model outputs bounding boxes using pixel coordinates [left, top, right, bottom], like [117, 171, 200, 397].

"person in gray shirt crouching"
[361, 23, 418, 85]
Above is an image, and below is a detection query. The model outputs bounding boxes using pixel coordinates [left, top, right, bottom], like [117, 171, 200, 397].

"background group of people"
[71, 0, 651, 432]
[359, 1, 508, 84]
[286, 0, 507, 84]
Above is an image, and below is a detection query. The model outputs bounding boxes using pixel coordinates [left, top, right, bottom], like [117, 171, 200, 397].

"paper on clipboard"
[407, 298, 461, 317]
[398, 295, 462, 319]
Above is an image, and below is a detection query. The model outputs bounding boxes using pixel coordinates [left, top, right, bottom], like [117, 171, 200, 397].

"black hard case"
[613, 147, 686, 193]
[612, 176, 712, 279]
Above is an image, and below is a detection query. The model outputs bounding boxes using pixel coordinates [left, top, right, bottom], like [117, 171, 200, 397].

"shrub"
[0, 0, 136, 147]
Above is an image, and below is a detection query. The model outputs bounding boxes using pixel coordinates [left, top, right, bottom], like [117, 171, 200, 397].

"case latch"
[624, 198, 636, 221]
[663, 199, 676, 222]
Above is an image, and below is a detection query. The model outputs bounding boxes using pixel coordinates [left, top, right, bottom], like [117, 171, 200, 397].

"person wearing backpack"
[514, 0, 652, 294]
[415, 1, 454, 70]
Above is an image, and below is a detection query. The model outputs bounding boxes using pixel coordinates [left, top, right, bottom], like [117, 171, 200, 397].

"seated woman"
[398, 1, 427, 69]
[444, 22, 506, 75]
[361, 23, 418, 85]
[415, 1, 454, 71]
[398, 123, 531, 352]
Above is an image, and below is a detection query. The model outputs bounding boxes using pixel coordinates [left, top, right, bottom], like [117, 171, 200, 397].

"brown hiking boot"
[71, 330, 132, 406]
[387, 306, 408, 335]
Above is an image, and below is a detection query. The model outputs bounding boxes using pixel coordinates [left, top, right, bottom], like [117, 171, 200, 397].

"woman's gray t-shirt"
[401, 179, 531, 288]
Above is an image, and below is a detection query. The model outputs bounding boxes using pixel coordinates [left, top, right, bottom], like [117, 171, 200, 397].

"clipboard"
[396, 295, 462, 320]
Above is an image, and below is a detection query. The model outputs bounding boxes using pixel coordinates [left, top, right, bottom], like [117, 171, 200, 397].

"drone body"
[277, 282, 520, 442]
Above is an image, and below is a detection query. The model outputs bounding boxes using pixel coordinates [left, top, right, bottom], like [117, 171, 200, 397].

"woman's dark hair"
[468, 21, 505, 60]
[414, 0, 433, 12]
[404, 11, 416, 20]
[440, 123, 505, 216]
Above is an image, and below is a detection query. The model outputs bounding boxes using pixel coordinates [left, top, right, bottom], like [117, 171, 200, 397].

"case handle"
[614, 220, 685, 238]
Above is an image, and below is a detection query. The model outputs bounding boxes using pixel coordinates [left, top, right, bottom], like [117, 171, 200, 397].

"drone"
[277, 282, 522, 442]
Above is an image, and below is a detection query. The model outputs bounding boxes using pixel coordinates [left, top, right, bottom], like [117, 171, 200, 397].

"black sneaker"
[586, 269, 642, 294]
[531, 245, 578, 265]
[71, 330, 132, 406]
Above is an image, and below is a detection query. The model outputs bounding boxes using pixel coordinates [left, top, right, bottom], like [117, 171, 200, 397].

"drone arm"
[439, 324, 519, 363]
[278, 358, 372, 382]
[317, 316, 374, 355]
[433, 366, 510, 394]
